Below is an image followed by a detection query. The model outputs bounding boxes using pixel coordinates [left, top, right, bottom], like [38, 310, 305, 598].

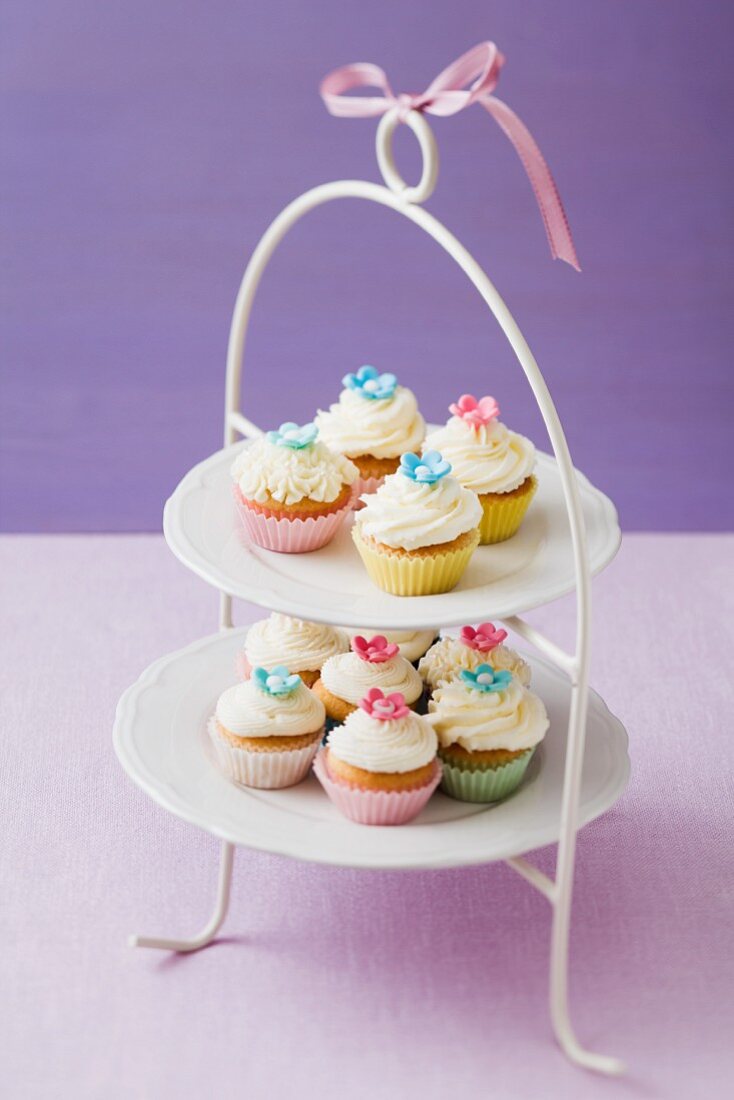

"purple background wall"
[1, 1, 732, 532]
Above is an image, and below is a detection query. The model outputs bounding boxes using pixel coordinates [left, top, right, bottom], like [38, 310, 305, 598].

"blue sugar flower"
[342, 365, 398, 400]
[252, 665, 302, 696]
[399, 450, 452, 484]
[460, 665, 513, 694]
[266, 421, 319, 449]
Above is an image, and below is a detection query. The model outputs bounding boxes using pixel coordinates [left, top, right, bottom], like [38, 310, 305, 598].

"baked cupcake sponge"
[327, 750, 436, 791]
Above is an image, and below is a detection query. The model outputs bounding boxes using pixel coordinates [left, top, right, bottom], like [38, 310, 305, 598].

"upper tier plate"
[113, 628, 629, 870]
[163, 440, 620, 629]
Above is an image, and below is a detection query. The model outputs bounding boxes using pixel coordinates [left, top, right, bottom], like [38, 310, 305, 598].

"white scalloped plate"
[163, 441, 620, 630]
[113, 628, 629, 870]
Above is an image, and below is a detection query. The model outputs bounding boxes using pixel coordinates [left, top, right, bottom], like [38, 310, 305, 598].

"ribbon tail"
[479, 95, 580, 270]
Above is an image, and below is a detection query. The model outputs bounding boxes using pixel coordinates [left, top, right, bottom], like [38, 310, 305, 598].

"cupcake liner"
[439, 748, 535, 803]
[352, 474, 385, 509]
[235, 651, 251, 680]
[232, 485, 354, 553]
[352, 527, 480, 596]
[313, 749, 442, 825]
[207, 717, 322, 789]
[478, 476, 537, 544]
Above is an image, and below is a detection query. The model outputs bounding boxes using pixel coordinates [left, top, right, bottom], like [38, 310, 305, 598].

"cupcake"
[352, 451, 482, 596]
[418, 623, 531, 693]
[428, 666, 549, 802]
[312, 634, 423, 723]
[315, 366, 425, 499]
[231, 420, 359, 552]
[424, 395, 537, 544]
[313, 688, 442, 825]
[345, 628, 438, 667]
[208, 666, 326, 789]
[237, 613, 350, 687]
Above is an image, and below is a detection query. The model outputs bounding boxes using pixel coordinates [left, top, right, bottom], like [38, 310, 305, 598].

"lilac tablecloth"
[1, 534, 732, 1099]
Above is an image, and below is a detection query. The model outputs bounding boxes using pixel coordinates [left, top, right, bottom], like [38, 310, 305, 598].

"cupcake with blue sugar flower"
[315, 366, 425, 500]
[231, 420, 359, 552]
[427, 665, 549, 802]
[352, 450, 482, 595]
[208, 665, 326, 788]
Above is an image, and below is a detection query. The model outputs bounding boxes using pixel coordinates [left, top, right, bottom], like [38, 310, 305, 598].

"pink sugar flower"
[352, 634, 400, 663]
[459, 622, 508, 652]
[359, 688, 410, 721]
[449, 393, 500, 427]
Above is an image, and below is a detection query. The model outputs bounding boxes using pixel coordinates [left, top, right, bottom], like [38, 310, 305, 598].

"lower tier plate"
[113, 628, 630, 870]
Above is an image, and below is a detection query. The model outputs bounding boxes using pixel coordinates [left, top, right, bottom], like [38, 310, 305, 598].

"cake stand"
[113, 107, 629, 1075]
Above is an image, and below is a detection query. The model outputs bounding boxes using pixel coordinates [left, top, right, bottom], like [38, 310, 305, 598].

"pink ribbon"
[320, 42, 580, 270]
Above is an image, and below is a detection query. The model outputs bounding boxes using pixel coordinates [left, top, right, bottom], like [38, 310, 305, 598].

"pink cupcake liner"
[235, 651, 251, 680]
[353, 474, 385, 509]
[313, 749, 443, 825]
[208, 717, 322, 789]
[232, 485, 354, 553]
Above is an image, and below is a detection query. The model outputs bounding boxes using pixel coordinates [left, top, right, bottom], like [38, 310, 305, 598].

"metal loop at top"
[375, 108, 439, 204]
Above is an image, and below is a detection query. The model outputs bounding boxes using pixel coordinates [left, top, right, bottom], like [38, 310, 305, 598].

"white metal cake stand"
[113, 108, 629, 1075]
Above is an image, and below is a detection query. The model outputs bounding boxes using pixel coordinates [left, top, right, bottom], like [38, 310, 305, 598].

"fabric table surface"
[1, 533, 732, 1100]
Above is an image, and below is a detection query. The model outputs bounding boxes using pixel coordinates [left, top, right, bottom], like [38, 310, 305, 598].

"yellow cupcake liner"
[478, 476, 537, 545]
[352, 527, 480, 596]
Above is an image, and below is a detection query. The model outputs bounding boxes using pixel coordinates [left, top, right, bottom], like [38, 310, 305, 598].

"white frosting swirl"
[231, 437, 358, 506]
[424, 417, 535, 494]
[329, 708, 437, 773]
[215, 679, 325, 738]
[320, 651, 423, 706]
[245, 614, 349, 673]
[354, 472, 482, 551]
[346, 629, 437, 663]
[428, 678, 548, 753]
[315, 386, 425, 459]
[418, 637, 531, 690]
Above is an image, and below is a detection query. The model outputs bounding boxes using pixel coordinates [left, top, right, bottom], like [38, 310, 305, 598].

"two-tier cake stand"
[113, 107, 629, 1074]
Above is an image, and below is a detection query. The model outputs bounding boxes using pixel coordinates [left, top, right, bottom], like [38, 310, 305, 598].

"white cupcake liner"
[207, 717, 321, 789]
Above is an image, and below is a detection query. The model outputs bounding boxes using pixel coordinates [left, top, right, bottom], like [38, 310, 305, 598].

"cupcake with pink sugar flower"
[312, 634, 423, 724]
[230, 420, 359, 552]
[313, 688, 441, 825]
[418, 623, 531, 695]
[423, 395, 537, 543]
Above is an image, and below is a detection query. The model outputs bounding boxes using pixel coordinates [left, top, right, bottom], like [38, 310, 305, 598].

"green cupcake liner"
[439, 748, 536, 803]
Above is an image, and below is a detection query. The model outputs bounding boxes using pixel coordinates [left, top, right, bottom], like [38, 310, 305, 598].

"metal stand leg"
[549, 680, 624, 1075]
[219, 592, 233, 631]
[129, 840, 235, 952]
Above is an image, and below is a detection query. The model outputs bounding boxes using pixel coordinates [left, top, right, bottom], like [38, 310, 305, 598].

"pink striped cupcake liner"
[232, 485, 354, 553]
[313, 749, 442, 825]
[235, 651, 251, 681]
[353, 474, 385, 509]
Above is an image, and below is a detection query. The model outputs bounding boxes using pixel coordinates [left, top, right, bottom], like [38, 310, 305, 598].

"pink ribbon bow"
[320, 42, 579, 270]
